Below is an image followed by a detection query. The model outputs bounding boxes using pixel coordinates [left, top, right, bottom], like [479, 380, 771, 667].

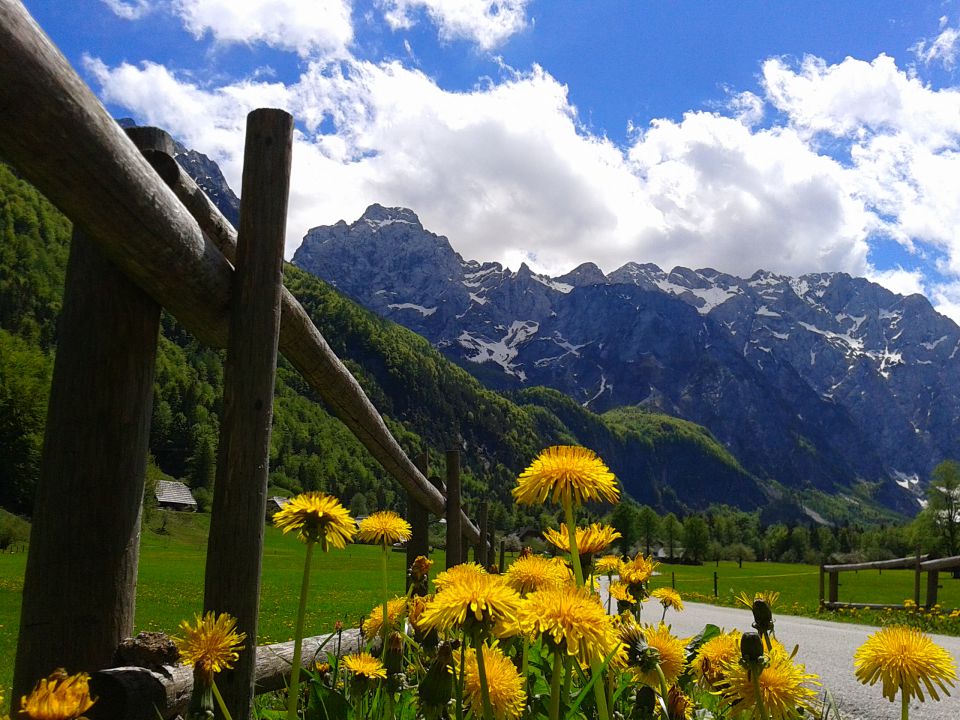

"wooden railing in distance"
[819, 553, 960, 610]
[0, 2, 479, 544]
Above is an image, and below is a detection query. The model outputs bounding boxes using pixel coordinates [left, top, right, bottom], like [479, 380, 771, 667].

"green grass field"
[646, 559, 960, 613]
[3, 514, 960, 705]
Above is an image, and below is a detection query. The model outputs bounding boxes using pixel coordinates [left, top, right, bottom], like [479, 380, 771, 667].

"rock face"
[294, 205, 960, 511]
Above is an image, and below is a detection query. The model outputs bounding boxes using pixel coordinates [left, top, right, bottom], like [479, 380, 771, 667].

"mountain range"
[293, 204, 960, 513]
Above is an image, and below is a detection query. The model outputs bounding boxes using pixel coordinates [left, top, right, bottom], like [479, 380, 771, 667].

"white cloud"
[380, 0, 530, 50]
[867, 267, 927, 297]
[912, 21, 960, 70]
[171, 0, 353, 57]
[87, 44, 960, 322]
[101, 0, 153, 20]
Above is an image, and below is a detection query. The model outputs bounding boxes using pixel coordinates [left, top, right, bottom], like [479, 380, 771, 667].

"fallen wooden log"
[89, 629, 365, 720]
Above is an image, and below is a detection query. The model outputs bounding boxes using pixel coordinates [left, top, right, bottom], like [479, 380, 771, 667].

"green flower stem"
[654, 664, 670, 703]
[210, 678, 234, 720]
[562, 500, 585, 587]
[548, 649, 564, 720]
[750, 669, 769, 720]
[456, 634, 466, 720]
[521, 637, 530, 696]
[562, 655, 573, 703]
[901, 690, 909, 720]
[472, 632, 495, 720]
[562, 499, 611, 720]
[287, 539, 316, 720]
[380, 540, 390, 649]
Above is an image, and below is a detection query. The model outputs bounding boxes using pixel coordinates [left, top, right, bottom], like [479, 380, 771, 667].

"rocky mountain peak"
[356, 203, 423, 230]
[557, 262, 607, 286]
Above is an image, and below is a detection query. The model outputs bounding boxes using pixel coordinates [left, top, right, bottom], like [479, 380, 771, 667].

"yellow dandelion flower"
[609, 581, 636, 604]
[343, 652, 387, 680]
[693, 629, 742, 687]
[854, 625, 957, 702]
[505, 555, 572, 595]
[630, 624, 687, 688]
[512, 446, 620, 507]
[594, 555, 623, 575]
[735, 590, 780, 610]
[519, 585, 622, 667]
[721, 642, 820, 720]
[433, 562, 487, 590]
[272, 492, 355, 548]
[650, 587, 684, 612]
[357, 511, 412, 545]
[543, 523, 622, 555]
[408, 595, 431, 632]
[362, 596, 409, 637]
[620, 553, 659, 586]
[419, 572, 521, 635]
[456, 644, 527, 720]
[18, 670, 95, 720]
[175, 611, 246, 683]
[410, 555, 434, 581]
[665, 685, 694, 720]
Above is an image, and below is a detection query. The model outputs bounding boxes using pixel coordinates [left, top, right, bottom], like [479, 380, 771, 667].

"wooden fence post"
[202, 109, 292, 719]
[713, 571, 718, 598]
[445, 450, 462, 569]
[406, 453, 431, 587]
[480, 500, 490, 567]
[926, 570, 940, 609]
[13, 221, 160, 698]
[499, 539, 506, 573]
[818, 566, 825, 609]
[828, 571, 839, 605]
[914, 547, 922, 607]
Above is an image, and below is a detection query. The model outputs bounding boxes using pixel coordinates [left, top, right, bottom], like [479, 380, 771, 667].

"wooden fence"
[819, 553, 960, 610]
[0, 1, 490, 715]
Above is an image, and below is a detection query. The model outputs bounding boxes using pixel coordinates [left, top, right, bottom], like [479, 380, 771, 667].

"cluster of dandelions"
[294, 445, 834, 720]
[23, 444, 954, 720]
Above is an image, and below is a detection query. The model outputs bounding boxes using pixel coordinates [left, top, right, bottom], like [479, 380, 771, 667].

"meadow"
[2, 512, 959, 700]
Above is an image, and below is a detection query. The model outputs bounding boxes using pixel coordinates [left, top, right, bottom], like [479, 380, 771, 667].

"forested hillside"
[0, 161, 771, 528]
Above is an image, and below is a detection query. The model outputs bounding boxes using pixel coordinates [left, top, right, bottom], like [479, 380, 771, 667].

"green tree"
[683, 514, 710, 563]
[608, 500, 638, 554]
[637, 505, 660, 557]
[662, 512, 681, 560]
[925, 460, 960, 556]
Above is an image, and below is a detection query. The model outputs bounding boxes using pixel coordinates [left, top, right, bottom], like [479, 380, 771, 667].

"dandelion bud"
[740, 632, 765, 665]
[752, 599, 774, 636]
[632, 686, 656, 720]
[419, 642, 454, 718]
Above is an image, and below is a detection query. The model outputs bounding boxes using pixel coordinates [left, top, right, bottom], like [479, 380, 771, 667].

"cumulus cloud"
[170, 0, 353, 57]
[912, 18, 960, 70]
[101, 0, 153, 20]
[380, 0, 530, 50]
[86, 40, 960, 321]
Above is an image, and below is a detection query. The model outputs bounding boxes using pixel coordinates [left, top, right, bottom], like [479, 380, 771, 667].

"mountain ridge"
[294, 204, 960, 512]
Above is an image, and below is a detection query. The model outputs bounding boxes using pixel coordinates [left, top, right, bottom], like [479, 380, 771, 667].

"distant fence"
[819, 553, 960, 610]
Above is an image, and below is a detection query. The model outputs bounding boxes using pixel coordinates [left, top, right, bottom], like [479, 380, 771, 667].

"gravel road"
[654, 601, 960, 720]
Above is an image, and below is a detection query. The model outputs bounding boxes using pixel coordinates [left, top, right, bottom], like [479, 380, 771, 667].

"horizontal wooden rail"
[89, 629, 364, 720]
[822, 555, 928, 572]
[919, 555, 960, 571]
[0, 2, 479, 542]
[822, 602, 906, 611]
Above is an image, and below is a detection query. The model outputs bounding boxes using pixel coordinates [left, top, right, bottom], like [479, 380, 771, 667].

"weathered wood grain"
[203, 109, 293, 719]
[12, 227, 160, 700]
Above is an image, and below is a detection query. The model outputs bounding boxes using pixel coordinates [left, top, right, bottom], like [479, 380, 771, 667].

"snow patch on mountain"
[388, 303, 437, 316]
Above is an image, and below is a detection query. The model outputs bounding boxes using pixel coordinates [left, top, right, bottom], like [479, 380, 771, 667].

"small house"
[155, 480, 197, 512]
[265, 496, 289, 522]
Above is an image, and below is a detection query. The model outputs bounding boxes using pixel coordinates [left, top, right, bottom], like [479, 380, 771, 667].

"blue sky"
[21, 1, 960, 320]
